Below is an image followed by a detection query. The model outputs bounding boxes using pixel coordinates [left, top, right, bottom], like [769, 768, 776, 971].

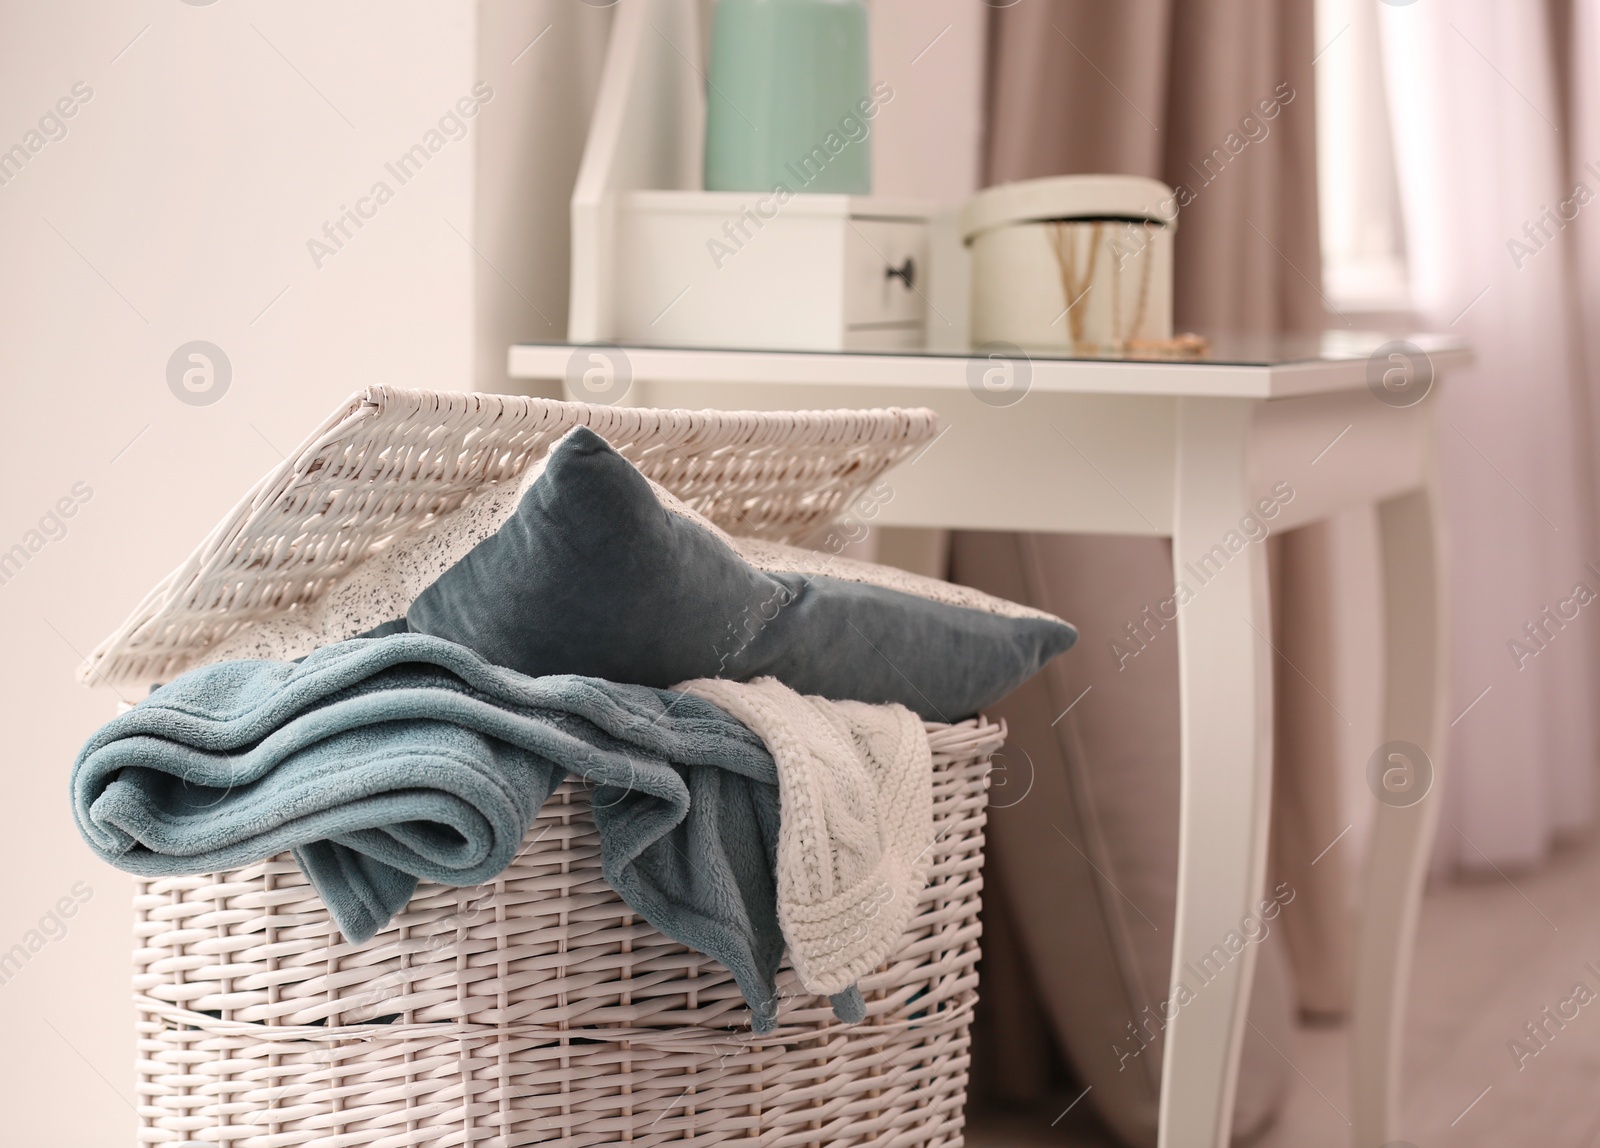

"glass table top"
[513, 330, 1467, 369]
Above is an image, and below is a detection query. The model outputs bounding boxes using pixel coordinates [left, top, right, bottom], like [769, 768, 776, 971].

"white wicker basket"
[98, 389, 997, 1147]
[133, 718, 1000, 1147]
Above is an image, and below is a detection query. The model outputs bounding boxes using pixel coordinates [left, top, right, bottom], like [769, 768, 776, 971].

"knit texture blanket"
[677, 677, 933, 998]
[71, 634, 865, 1030]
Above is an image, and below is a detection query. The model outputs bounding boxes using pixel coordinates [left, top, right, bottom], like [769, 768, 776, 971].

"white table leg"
[1350, 476, 1447, 1145]
[1159, 398, 1275, 1148]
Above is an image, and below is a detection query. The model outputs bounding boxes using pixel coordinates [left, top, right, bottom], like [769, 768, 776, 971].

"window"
[1315, 0, 1412, 314]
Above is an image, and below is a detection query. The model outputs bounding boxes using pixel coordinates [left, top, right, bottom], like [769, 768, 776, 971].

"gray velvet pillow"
[393, 427, 1075, 720]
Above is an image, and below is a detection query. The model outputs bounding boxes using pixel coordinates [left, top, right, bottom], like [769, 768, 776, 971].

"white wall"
[0, 3, 475, 1140]
[474, 0, 614, 394]
[869, 0, 987, 202]
[0, 2, 985, 1139]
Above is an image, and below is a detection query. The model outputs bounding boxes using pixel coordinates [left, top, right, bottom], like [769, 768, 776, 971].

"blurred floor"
[967, 829, 1600, 1147]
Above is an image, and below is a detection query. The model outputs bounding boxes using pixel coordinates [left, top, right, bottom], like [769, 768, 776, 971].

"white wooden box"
[608, 190, 933, 352]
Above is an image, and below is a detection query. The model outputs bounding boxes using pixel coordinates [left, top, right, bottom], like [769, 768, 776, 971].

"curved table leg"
[1350, 473, 1448, 1145]
[1159, 398, 1275, 1148]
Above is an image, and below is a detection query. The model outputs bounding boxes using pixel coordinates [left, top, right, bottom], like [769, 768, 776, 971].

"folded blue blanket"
[72, 633, 862, 1030]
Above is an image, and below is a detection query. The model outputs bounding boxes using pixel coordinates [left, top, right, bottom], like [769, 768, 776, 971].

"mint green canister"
[704, 0, 875, 195]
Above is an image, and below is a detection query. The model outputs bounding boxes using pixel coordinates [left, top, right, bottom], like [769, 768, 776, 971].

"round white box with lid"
[960, 175, 1177, 353]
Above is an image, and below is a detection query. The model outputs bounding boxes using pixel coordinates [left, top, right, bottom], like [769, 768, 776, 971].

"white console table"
[510, 332, 1468, 1148]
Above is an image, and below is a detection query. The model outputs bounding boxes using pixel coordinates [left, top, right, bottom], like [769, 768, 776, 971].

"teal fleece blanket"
[71, 633, 862, 1030]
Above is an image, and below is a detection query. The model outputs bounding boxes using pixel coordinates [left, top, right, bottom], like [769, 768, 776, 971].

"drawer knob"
[885, 257, 916, 289]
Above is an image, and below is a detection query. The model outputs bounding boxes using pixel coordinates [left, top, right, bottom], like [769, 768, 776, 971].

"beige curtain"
[986, 0, 1321, 330]
[959, 0, 1351, 1141]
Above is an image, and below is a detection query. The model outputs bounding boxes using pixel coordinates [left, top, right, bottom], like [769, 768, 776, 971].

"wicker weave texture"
[133, 719, 1000, 1147]
[85, 388, 939, 690]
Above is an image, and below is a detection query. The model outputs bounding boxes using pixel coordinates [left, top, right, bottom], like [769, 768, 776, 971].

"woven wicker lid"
[958, 174, 1178, 243]
[84, 386, 939, 690]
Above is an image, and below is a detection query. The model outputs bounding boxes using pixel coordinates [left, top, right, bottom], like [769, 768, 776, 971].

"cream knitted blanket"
[676, 676, 933, 997]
